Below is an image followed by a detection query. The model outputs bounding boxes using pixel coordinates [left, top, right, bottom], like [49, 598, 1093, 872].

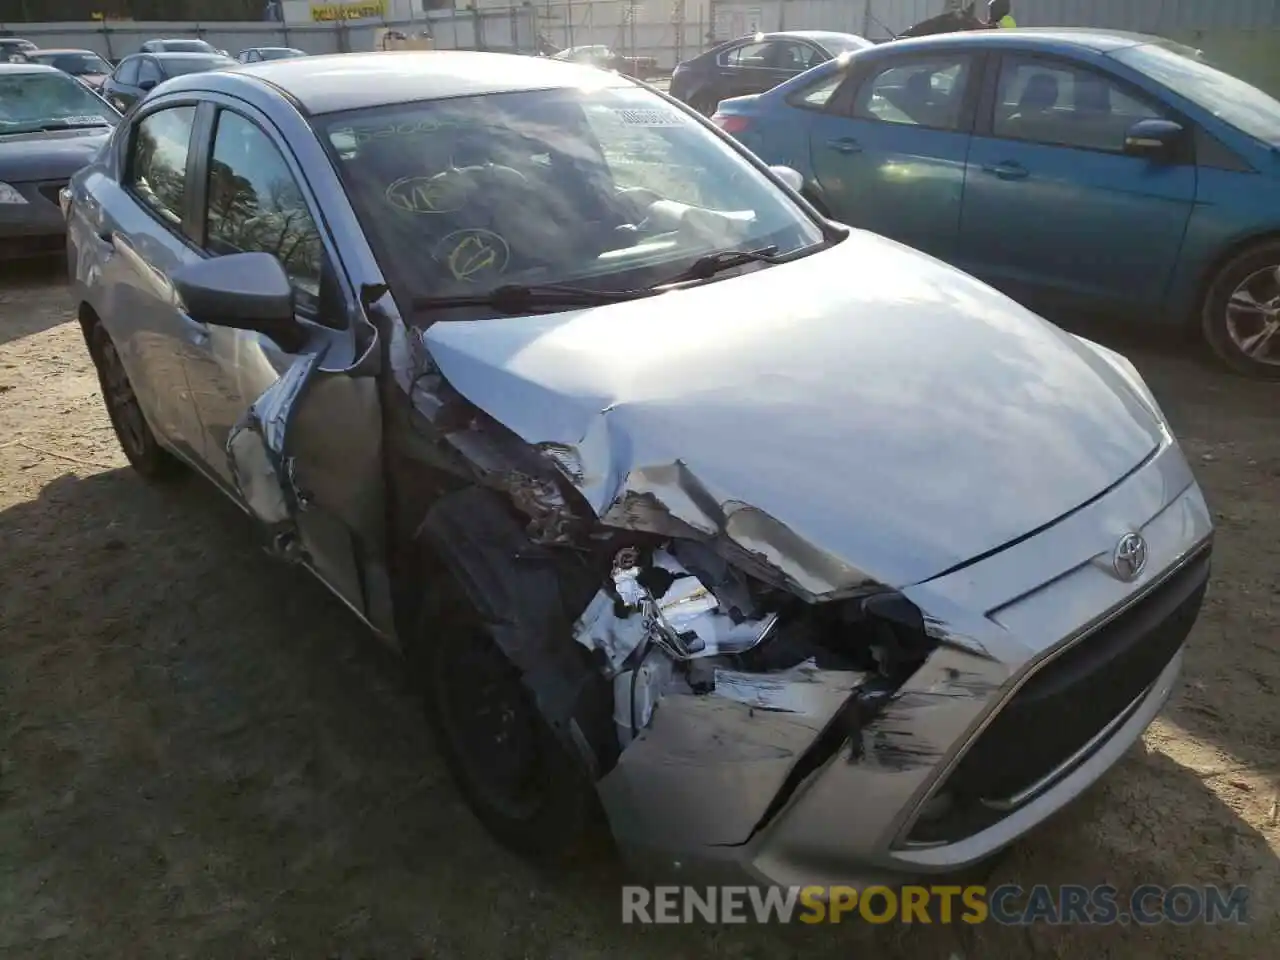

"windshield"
[31, 52, 111, 75]
[1112, 41, 1280, 146]
[161, 40, 215, 53]
[163, 56, 234, 76]
[317, 84, 823, 314]
[0, 72, 117, 133]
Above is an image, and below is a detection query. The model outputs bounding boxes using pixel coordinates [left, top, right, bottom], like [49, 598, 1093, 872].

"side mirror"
[1123, 118, 1185, 161]
[172, 252, 304, 350]
[137, 78, 157, 91]
[769, 164, 805, 193]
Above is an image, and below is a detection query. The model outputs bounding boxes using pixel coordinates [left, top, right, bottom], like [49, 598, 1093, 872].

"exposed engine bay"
[571, 539, 937, 758]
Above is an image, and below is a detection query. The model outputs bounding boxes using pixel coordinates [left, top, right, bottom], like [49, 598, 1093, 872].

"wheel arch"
[411, 484, 618, 779]
[1186, 229, 1280, 326]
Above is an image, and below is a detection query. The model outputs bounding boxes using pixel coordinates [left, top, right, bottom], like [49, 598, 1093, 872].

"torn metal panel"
[597, 664, 866, 849]
[224, 332, 395, 636]
[226, 350, 322, 559]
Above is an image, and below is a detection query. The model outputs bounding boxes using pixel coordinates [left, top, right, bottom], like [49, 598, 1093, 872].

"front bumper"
[0, 179, 70, 258]
[603, 434, 1212, 886]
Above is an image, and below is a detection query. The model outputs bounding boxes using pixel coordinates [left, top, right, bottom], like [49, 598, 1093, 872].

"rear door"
[771, 40, 827, 84]
[179, 98, 392, 634]
[92, 99, 208, 463]
[956, 52, 1196, 312]
[807, 50, 980, 262]
[717, 40, 788, 100]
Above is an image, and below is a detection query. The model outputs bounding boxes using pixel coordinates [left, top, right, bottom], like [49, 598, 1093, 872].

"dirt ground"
[1, 264, 1276, 959]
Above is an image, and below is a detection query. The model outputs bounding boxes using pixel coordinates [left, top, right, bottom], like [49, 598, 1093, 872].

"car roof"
[0, 62, 64, 76]
[134, 51, 233, 61]
[767, 30, 866, 43]
[880, 27, 1160, 54]
[27, 48, 98, 55]
[179, 50, 630, 115]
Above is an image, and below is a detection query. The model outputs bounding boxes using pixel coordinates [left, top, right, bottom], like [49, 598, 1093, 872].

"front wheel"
[1201, 240, 1280, 380]
[418, 584, 600, 863]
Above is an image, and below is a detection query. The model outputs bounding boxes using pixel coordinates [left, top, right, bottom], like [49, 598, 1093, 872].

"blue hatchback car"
[711, 29, 1280, 378]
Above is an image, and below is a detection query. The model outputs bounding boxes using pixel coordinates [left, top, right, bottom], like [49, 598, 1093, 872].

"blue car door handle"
[826, 136, 862, 154]
[982, 161, 1029, 180]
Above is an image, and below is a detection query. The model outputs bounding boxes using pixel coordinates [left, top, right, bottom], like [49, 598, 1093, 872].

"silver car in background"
[64, 51, 1212, 886]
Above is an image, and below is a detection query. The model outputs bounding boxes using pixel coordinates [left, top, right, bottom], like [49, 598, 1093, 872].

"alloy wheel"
[1224, 264, 1280, 367]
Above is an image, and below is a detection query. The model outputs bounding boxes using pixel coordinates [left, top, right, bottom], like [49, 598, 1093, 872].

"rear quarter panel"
[722, 95, 822, 180]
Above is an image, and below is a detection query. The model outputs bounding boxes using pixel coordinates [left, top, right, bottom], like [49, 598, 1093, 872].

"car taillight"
[713, 114, 750, 134]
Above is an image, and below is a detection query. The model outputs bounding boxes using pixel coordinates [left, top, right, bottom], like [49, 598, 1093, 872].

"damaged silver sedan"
[65, 51, 1213, 886]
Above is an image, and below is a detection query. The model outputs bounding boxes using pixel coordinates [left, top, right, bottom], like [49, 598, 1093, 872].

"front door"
[179, 100, 392, 633]
[956, 52, 1196, 313]
[807, 51, 978, 263]
[105, 56, 140, 112]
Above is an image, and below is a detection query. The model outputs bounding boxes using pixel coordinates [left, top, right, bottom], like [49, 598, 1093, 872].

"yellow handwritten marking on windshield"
[434, 229, 509, 281]
[385, 175, 465, 214]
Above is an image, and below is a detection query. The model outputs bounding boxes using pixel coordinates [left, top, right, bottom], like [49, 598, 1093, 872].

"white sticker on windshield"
[61, 115, 109, 124]
[612, 107, 683, 126]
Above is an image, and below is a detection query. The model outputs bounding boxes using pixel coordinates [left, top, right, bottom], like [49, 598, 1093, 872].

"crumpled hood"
[0, 126, 113, 182]
[423, 230, 1165, 593]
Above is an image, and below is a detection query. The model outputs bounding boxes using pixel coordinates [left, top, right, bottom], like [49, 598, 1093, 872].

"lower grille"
[907, 547, 1211, 845]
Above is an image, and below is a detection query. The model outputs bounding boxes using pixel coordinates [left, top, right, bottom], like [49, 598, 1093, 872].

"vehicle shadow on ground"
[0, 259, 71, 347]
[0, 467, 1273, 957]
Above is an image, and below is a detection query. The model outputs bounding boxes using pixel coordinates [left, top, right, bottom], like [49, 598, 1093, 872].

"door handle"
[981, 161, 1029, 180]
[826, 136, 862, 155]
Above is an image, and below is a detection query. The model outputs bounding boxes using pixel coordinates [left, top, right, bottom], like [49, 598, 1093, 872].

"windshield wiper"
[657, 245, 783, 286]
[411, 282, 653, 315]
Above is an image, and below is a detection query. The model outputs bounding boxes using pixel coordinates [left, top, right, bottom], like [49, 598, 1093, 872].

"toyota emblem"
[1112, 533, 1148, 582]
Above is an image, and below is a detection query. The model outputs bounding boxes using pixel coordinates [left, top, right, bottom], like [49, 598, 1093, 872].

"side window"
[721, 41, 773, 68]
[128, 105, 197, 227]
[114, 57, 139, 85]
[788, 70, 847, 110]
[137, 58, 163, 85]
[776, 42, 823, 73]
[992, 56, 1165, 152]
[205, 110, 328, 319]
[852, 56, 973, 131]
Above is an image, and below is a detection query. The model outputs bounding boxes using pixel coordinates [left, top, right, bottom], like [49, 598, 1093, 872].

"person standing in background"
[989, 0, 1017, 27]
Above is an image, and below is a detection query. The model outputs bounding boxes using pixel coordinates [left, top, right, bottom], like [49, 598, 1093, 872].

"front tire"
[417, 582, 600, 864]
[1201, 240, 1280, 379]
[86, 321, 182, 479]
